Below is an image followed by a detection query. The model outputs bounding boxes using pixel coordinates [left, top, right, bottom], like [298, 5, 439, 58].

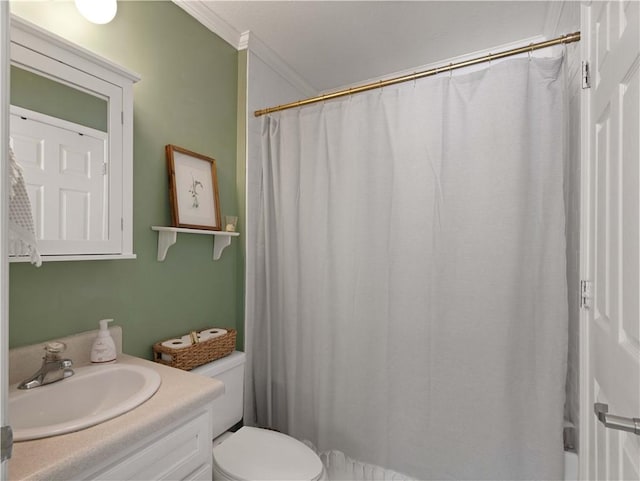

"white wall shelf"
[151, 226, 239, 261]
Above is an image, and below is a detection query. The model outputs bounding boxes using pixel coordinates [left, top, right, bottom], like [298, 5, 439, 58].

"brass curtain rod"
[254, 31, 580, 117]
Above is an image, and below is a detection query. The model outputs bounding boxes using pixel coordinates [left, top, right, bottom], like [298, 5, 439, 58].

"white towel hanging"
[8, 141, 41, 267]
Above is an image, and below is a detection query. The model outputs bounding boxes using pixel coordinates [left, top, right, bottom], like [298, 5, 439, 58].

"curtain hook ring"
[489, 53, 493, 66]
[346, 88, 354, 102]
[528, 43, 534, 61]
[449, 63, 453, 79]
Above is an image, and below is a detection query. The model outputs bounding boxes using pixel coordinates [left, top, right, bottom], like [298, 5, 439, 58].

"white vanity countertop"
[8, 354, 224, 481]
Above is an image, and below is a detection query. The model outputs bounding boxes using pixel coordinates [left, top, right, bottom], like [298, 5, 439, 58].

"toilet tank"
[191, 351, 245, 439]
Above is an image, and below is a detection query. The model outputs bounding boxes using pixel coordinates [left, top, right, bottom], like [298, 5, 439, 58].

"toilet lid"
[213, 427, 324, 481]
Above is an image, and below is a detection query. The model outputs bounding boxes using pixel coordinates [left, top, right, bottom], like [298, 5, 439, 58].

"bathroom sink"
[9, 363, 161, 441]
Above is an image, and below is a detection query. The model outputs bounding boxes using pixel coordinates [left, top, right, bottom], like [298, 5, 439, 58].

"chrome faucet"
[18, 342, 74, 390]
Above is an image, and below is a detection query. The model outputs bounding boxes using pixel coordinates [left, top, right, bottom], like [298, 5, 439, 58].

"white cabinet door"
[84, 409, 212, 481]
[9, 18, 140, 261]
[582, 1, 640, 479]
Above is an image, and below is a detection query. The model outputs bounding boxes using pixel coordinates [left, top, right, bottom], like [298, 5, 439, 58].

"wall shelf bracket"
[151, 226, 239, 261]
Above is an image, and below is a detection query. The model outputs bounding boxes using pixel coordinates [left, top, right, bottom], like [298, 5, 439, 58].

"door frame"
[578, 2, 592, 479]
[1, 1, 11, 479]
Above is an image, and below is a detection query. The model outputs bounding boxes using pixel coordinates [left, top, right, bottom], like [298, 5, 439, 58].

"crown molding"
[172, 1, 315, 97]
[172, 0, 242, 49]
[244, 32, 316, 97]
[238, 30, 250, 51]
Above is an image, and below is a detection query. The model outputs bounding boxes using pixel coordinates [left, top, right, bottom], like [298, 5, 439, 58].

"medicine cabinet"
[9, 15, 140, 262]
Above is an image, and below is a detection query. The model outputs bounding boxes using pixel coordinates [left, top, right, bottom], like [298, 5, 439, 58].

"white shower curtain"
[247, 56, 568, 480]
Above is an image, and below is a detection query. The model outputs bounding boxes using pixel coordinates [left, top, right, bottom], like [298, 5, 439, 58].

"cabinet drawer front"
[95, 410, 211, 480]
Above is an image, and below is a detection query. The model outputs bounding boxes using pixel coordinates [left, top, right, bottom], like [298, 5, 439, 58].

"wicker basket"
[153, 328, 236, 371]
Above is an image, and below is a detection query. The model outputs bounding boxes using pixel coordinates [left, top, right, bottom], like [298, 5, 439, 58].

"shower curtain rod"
[254, 31, 580, 117]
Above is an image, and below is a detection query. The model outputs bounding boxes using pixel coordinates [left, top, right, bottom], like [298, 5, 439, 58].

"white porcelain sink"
[9, 363, 161, 441]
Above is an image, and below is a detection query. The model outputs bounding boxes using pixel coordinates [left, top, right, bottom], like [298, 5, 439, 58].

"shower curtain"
[247, 55, 568, 480]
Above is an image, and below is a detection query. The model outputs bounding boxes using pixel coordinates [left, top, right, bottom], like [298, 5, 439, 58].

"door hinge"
[102, 162, 108, 175]
[1, 425, 13, 462]
[582, 61, 591, 89]
[580, 280, 593, 309]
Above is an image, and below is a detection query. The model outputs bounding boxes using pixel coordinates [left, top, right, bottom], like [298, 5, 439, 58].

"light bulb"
[75, 0, 117, 25]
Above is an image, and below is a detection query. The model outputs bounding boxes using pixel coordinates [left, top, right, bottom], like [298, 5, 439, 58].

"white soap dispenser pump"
[91, 318, 117, 363]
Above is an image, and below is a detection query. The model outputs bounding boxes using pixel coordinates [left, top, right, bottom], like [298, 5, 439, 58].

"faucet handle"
[45, 341, 66, 353]
[44, 341, 66, 359]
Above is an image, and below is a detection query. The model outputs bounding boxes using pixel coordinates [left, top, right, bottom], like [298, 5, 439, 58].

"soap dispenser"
[91, 319, 117, 363]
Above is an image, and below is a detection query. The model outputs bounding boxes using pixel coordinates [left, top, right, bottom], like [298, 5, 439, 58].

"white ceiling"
[178, 1, 556, 93]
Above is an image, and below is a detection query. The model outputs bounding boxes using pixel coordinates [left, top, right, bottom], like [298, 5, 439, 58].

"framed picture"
[165, 144, 221, 230]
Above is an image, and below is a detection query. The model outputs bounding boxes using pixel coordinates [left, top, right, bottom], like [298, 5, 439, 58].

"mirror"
[11, 65, 108, 132]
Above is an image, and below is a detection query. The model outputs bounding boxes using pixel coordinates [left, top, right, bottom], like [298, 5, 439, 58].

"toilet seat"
[212, 426, 325, 481]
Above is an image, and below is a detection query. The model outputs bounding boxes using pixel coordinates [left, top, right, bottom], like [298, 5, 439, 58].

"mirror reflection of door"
[10, 66, 109, 251]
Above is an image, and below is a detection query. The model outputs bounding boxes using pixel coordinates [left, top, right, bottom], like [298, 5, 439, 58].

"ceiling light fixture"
[75, 0, 118, 25]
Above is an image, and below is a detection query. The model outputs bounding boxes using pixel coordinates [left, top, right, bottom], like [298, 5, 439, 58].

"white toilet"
[191, 351, 327, 481]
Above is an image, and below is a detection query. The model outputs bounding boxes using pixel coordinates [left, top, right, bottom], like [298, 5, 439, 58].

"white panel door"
[9, 107, 117, 255]
[583, 1, 640, 480]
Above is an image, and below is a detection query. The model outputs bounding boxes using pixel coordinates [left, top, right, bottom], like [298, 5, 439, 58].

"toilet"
[191, 351, 327, 481]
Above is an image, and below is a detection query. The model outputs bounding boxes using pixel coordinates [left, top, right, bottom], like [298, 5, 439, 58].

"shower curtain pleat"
[247, 56, 568, 480]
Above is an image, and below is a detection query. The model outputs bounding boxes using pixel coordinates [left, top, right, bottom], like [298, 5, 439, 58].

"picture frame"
[165, 144, 222, 230]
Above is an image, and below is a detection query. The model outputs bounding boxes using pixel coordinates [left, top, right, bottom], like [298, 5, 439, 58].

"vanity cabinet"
[7, 350, 222, 481]
[81, 407, 213, 481]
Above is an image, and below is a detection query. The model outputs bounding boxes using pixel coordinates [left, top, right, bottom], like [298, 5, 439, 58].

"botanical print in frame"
[165, 144, 221, 230]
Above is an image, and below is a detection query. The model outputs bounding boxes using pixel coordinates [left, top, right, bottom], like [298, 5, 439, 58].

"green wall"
[9, 1, 242, 359]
